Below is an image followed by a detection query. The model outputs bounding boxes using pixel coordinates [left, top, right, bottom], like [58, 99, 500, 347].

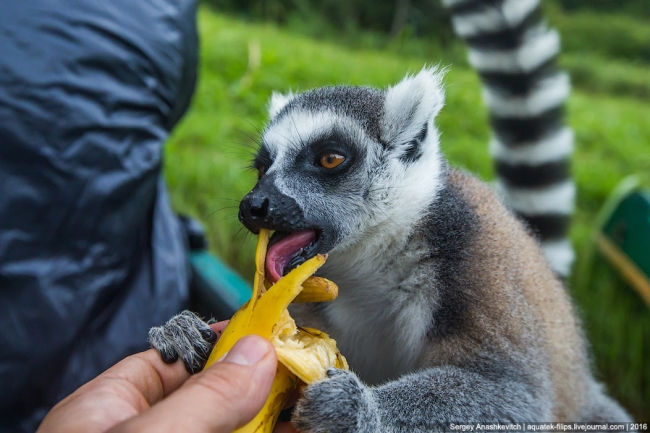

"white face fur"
[250, 68, 447, 268]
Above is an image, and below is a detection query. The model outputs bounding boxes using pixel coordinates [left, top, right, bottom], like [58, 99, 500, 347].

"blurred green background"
[165, 0, 650, 421]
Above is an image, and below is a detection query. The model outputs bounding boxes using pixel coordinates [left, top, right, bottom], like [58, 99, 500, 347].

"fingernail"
[222, 336, 270, 366]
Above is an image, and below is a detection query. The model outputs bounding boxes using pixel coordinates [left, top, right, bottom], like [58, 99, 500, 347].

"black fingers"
[183, 358, 203, 375]
[200, 327, 218, 344]
[160, 347, 179, 364]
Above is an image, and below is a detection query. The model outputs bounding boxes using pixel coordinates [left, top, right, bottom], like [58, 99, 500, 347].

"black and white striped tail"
[442, 0, 575, 277]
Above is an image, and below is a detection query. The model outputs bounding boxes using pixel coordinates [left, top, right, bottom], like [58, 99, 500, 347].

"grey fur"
[150, 69, 633, 431]
[294, 369, 381, 433]
[148, 310, 217, 374]
[295, 366, 549, 433]
[256, 69, 632, 431]
[271, 86, 386, 142]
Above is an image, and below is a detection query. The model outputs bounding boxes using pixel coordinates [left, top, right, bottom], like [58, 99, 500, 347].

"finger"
[37, 349, 190, 433]
[39, 322, 233, 433]
[111, 335, 277, 433]
[103, 348, 191, 407]
[209, 320, 229, 335]
[106, 320, 230, 405]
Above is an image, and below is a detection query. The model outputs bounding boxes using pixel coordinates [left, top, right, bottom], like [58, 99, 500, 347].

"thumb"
[112, 335, 277, 433]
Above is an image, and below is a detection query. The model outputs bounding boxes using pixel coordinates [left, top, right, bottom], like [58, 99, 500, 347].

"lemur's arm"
[294, 366, 550, 433]
[149, 315, 550, 432]
[149, 311, 218, 374]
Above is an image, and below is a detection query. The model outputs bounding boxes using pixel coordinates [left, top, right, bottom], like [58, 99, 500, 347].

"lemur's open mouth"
[265, 229, 321, 283]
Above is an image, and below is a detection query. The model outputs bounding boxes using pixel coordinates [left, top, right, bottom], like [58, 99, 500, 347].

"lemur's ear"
[380, 67, 445, 154]
[268, 91, 295, 118]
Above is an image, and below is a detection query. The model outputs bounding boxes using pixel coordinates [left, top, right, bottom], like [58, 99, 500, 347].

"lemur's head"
[239, 68, 445, 282]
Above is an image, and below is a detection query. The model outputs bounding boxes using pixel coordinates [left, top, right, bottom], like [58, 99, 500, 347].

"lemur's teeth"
[203, 229, 347, 433]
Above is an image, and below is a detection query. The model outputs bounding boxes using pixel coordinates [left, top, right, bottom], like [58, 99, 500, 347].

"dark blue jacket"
[0, 1, 197, 430]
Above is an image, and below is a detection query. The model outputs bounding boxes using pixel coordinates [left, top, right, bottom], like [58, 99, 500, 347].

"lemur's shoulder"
[435, 167, 568, 322]
[429, 168, 593, 420]
[441, 167, 547, 272]
[416, 167, 543, 346]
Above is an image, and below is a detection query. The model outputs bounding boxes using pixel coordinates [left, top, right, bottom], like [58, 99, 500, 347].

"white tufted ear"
[380, 67, 446, 149]
[268, 91, 295, 119]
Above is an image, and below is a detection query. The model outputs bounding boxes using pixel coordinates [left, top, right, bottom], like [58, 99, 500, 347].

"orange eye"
[257, 166, 266, 178]
[319, 153, 345, 169]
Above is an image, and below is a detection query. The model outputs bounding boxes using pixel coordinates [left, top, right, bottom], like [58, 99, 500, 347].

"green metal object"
[592, 177, 650, 307]
[576, 176, 650, 307]
[602, 190, 650, 278]
[598, 190, 650, 306]
[575, 176, 641, 292]
[189, 251, 252, 320]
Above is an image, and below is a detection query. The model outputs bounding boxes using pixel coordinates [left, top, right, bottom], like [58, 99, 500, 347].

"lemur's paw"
[149, 310, 218, 374]
[293, 368, 371, 433]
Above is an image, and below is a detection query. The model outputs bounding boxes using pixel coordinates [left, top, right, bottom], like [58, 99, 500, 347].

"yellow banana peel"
[204, 228, 348, 433]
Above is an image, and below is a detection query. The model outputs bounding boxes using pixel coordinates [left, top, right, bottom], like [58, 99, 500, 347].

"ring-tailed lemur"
[442, 0, 575, 277]
[150, 67, 632, 430]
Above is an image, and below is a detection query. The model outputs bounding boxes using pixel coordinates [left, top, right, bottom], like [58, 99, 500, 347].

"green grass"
[165, 8, 650, 421]
[546, 4, 650, 64]
[561, 54, 650, 101]
[544, 2, 650, 101]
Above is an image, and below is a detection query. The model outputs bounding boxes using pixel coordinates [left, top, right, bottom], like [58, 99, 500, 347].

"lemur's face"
[239, 69, 445, 282]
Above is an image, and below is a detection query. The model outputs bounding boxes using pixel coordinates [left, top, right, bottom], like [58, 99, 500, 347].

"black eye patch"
[283, 130, 364, 183]
[252, 144, 274, 173]
[307, 134, 358, 173]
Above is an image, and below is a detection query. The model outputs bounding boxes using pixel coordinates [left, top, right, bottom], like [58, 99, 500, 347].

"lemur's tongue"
[265, 230, 317, 283]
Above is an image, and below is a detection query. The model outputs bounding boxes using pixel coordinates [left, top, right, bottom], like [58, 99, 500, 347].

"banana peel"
[204, 228, 348, 432]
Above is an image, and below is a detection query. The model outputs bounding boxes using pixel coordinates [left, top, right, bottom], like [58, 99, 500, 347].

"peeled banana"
[204, 228, 348, 433]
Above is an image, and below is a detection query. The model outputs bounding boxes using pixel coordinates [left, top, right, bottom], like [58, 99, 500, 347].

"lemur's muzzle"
[239, 175, 331, 280]
[238, 175, 307, 234]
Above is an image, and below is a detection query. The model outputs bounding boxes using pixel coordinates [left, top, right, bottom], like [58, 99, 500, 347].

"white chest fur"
[318, 238, 433, 385]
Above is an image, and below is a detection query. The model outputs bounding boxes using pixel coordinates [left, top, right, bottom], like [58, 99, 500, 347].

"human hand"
[38, 322, 283, 433]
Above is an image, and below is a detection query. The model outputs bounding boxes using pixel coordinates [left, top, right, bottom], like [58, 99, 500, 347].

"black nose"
[239, 185, 307, 233]
[239, 193, 271, 232]
[248, 196, 269, 220]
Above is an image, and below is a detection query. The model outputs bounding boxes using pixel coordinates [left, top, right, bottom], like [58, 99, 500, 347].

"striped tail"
[442, 0, 575, 277]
